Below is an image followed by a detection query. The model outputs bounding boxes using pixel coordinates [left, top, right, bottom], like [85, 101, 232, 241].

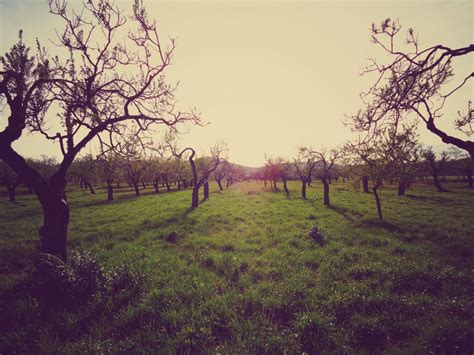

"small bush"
[31, 250, 145, 309]
[308, 225, 325, 245]
[165, 231, 179, 243]
[201, 255, 216, 270]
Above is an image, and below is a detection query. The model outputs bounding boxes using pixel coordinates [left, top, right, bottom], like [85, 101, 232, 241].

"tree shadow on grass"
[79, 187, 189, 209]
[328, 204, 364, 221]
[362, 218, 405, 233]
[405, 193, 454, 204]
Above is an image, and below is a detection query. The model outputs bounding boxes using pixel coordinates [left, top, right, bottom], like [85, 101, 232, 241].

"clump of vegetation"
[308, 225, 325, 245]
[31, 250, 145, 309]
[165, 231, 179, 243]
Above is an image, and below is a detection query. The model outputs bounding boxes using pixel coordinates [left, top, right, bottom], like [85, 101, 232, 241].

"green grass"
[1, 180, 473, 353]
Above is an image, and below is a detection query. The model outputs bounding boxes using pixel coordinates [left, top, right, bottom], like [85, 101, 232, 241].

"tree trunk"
[372, 188, 383, 220]
[322, 179, 330, 206]
[273, 180, 277, 190]
[133, 183, 140, 196]
[177, 180, 181, 190]
[39, 184, 70, 262]
[142, 182, 146, 189]
[153, 181, 159, 193]
[7, 186, 16, 202]
[216, 179, 223, 190]
[86, 181, 96, 195]
[203, 181, 210, 200]
[397, 181, 406, 196]
[165, 180, 171, 191]
[301, 179, 307, 199]
[466, 171, 473, 188]
[192, 186, 199, 208]
[283, 178, 289, 194]
[107, 183, 114, 201]
[182, 179, 187, 189]
[433, 173, 445, 192]
[362, 175, 369, 193]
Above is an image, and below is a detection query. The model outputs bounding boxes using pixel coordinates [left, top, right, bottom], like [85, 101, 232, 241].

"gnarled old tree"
[353, 19, 473, 158]
[294, 147, 317, 199]
[177, 143, 227, 208]
[0, 0, 200, 261]
[96, 152, 121, 201]
[70, 154, 97, 195]
[422, 147, 450, 193]
[300, 146, 343, 206]
[264, 156, 292, 194]
[349, 128, 417, 220]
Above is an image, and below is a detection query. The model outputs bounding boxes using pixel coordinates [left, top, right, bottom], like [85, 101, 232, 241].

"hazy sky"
[0, 0, 472, 166]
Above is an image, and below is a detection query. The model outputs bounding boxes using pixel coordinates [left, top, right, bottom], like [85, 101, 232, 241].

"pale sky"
[0, 0, 472, 166]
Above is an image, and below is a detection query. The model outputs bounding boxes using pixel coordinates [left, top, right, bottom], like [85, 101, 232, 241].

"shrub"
[31, 250, 145, 309]
[165, 231, 179, 243]
[308, 225, 325, 245]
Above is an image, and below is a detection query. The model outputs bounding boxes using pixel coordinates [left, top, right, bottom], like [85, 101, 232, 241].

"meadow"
[1, 180, 473, 353]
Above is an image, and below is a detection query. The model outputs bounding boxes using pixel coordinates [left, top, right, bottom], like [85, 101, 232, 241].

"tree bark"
[373, 188, 383, 220]
[192, 186, 199, 208]
[107, 183, 114, 201]
[7, 186, 16, 202]
[322, 179, 330, 206]
[216, 179, 223, 191]
[433, 174, 445, 192]
[397, 181, 406, 196]
[301, 179, 307, 199]
[133, 183, 140, 196]
[362, 175, 369, 193]
[283, 178, 289, 194]
[203, 181, 210, 200]
[85, 181, 96, 195]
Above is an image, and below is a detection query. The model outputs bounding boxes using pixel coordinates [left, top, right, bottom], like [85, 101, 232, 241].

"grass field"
[1, 180, 473, 353]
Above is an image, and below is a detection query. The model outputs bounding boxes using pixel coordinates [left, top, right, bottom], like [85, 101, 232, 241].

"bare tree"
[70, 155, 97, 194]
[264, 156, 292, 193]
[0, 1, 200, 260]
[423, 147, 449, 193]
[352, 19, 473, 158]
[177, 143, 227, 208]
[294, 147, 317, 199]
[0, 161, 22, 202]
[449, 147, 473, 188]
[349, 128, 415, 220]
[301, 147, 343, 206]
[96, 152, 121, 201]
